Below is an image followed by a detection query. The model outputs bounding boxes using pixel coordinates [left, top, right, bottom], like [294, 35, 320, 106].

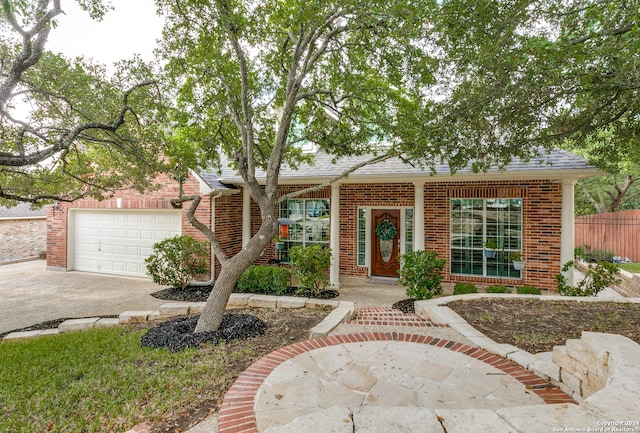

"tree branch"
[279, 152, 398, 201]
[170, 194, 228, 264]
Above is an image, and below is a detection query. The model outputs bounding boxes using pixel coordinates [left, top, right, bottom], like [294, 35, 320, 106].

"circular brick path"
[218, 308, 575, 433]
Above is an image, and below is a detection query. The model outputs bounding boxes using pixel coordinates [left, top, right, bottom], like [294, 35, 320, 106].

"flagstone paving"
[217, 308, 575, 433]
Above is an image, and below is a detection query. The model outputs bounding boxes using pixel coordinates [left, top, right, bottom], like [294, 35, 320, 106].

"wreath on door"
[375, 218, 398, 240]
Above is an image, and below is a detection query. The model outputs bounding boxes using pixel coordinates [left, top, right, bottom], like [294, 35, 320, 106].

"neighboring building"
[47, 148, 600, 290]
[0, 203, 47, 263]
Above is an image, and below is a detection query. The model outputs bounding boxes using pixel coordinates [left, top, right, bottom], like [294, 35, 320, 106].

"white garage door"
[72, 210, 182, 277]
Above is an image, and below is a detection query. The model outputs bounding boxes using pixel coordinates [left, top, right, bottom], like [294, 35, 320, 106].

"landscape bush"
[453, 282, 478, 295]
[145, 235, 209, 289]
[557, 260, 620, 296]
[288, 244, 332, 295]
[237, 265, 291, 295]
[398, 250, 446, 300]
[516, 285, 542, 295]
[484, 285, 512, 294]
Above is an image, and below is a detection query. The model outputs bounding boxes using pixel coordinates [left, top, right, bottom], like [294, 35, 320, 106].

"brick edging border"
[218, 333, 576, 433]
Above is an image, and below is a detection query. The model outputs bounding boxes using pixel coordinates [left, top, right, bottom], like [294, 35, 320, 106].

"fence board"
[575, 210, 640, 262]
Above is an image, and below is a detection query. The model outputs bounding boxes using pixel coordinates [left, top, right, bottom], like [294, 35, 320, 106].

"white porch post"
[414, 181, 425, 251]
[561, 179, 576, 286]
[330, 183, 341, 287]
[242, 186, 251, 247]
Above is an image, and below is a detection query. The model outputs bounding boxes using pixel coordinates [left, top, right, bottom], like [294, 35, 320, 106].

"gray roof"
[198, 147, 599, 189]
[0, 203, 47, 219]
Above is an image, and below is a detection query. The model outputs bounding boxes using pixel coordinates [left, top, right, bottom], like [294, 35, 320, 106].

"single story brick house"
[1, 203, 47, 264]
[47, 148, 599, 290]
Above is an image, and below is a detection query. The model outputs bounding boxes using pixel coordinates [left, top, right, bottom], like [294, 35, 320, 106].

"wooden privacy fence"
[575, 210, 640, 262]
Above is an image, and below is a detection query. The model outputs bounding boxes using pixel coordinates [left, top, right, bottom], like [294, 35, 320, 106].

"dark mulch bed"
[392, 298, 416, 314]
[151, 284, 339, 302]
[140, 313, 267, 352]
[448, 298, 640, 354]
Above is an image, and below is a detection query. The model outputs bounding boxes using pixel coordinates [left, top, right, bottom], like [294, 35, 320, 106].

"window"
[357, 208, 366, 266]
[450, 198, 522, 278]
[279, 199, 330, 261]
[405, 208, 414, 253]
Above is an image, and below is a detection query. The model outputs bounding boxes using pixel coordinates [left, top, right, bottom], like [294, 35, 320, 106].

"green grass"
[619, 262, 640, 273]
[0, 326, 243, 433]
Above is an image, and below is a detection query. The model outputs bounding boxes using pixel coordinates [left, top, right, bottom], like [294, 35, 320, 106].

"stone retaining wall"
[550, 331, 640, 400]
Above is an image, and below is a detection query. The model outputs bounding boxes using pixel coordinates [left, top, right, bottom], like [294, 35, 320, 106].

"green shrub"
[145, 235, 209, 289]
[484, 285, 512, 294]
[453, 282, 478, 295]
[289, 245, 332, 295]
[557, 260, 620, 296]
[398, 250, 446, 300]
[516, 285, 541, 295]
[237, 265, 291, 295]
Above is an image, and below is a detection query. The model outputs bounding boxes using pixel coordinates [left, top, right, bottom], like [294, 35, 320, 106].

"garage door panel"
[73, 210, 181, 277]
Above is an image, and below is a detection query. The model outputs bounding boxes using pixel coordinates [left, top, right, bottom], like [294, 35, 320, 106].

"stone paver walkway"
[217, 309, 574, 433]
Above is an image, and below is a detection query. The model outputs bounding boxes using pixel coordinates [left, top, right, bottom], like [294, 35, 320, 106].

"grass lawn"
[0, 326, 241, 433]
[0, 307, 327, 432]
[619, 262, 640, 273]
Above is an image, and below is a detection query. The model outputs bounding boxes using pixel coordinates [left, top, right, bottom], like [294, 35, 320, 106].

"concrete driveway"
[0, 260, 167, 334]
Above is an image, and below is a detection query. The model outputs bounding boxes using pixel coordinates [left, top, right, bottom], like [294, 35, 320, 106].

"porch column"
[414, 181, 425, 251]
[242, 186, 251, 247]
[330, 182, 341, 288]
[561, 179, 576, 286]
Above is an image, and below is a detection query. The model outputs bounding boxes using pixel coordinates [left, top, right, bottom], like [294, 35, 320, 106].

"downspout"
[190, 190, 223, 286]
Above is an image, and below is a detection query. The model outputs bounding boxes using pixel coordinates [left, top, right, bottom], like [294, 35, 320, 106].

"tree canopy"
[432, 0, 639, 156]
[0, 0, 166, 206]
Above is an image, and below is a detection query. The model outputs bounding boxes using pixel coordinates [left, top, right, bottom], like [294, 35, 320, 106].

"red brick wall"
[0, 218, 46, 263]
[340, 183, 415, 277]
[46, 174, 213, 274]
[212, 192, 244, 277]
[335, 180, 563, 290]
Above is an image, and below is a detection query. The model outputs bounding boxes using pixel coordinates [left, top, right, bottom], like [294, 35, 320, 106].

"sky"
[46, 0, 164, 68]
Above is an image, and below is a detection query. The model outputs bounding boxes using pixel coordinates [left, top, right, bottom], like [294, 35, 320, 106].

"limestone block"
[3, 330, 43, 340]
[532, 353, 561, 383]
[305, 298, 339, 309]
[338, 301, 355, 319]
[188, 302, 206, 314]
[58, 317, 100, 332]
[552, 346, 588, 379]
[248, 294, 278, 309]
[309, 307, 352, 338]
[159, 302, 190, 317]
[559, 368, 583, 397]
[566, 339, 600, 380]
[119, 311, 155, 324]
[507, 350, 537, 369]
[353, 406, 443, 433]
[277, 296, 308, 309]
[226, 293, 251, 307]
[147, 311, 161, 321]
[94, 318, 120, 328]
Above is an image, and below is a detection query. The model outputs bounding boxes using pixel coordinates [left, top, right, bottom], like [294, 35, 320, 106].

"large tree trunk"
[194, 260, 248, 333]
[194, 212, 278, 333]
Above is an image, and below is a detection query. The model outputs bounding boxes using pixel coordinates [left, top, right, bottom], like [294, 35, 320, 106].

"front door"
[371, 209, 401, 277]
